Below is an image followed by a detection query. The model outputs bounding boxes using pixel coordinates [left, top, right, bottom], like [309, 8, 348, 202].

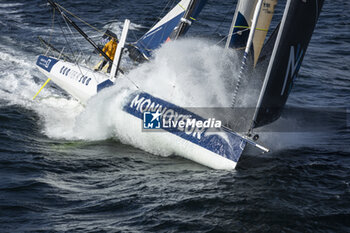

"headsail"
[129, 0, 207, 61]
[252, 0, 325, 129]
[226, 0, 277, 66]
[253, 0, 278, 66]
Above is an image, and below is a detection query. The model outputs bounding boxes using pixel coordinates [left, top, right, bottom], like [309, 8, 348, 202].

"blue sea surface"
[0, 0, 349, 232]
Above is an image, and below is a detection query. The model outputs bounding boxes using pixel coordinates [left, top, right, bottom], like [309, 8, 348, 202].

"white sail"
[253, 0, 278, 66]
[226, 0, 277, 66]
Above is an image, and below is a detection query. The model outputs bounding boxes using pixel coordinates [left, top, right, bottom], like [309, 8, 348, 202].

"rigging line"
[56, 3, 103, 34]
[213, 7, 235, 35]
[144, 0, 190, 49]
[130, 29, 139, 42]
[56, 18, 86, 77]
[48, 8, 55, 44]
[61, 14, 87, 62]
[226, 27, 250, 44]
[57, 6, 88, 56]
[53, 6, 102, 82]
[215, 35, 228, 46]
[57, 17, 76, 58]
[56, 2, 117, 42]
[142, 0, 174, 35]
[125, 75, 141, 90]
[140, 0, 174, 49]
[214, 28, 249, 46]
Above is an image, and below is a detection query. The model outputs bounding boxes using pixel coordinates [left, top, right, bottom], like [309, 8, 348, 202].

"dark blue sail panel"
[253, 0, 325, 128]
[133, 12, 185, 59]
[228, 12, 250, 49]
[190, 0, 207, 19]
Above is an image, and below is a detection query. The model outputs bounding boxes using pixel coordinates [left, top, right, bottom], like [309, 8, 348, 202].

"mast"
[110, 19, 130, 81]
[231, 0, 264, 107]
[46, 0, 115, 65]
[173, 0, 196, 40]
[225, 0, 277, 65]
[241, 0, 264, 66]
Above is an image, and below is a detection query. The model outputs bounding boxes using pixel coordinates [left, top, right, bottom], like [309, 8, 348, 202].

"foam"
[125, 39, 238, 107]
[0, 3, 23, 8]
[0, 48, 83, 139]
[38, 39, 239, 162]
[1, 30, 323, 159]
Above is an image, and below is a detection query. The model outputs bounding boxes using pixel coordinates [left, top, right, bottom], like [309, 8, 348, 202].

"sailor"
[95, 36, 118, 72]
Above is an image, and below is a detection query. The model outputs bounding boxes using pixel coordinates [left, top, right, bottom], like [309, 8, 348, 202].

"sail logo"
[281, 45, 304, 95]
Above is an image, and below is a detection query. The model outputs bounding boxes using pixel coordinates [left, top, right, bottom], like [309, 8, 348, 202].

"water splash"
[67, 39, 240, 155]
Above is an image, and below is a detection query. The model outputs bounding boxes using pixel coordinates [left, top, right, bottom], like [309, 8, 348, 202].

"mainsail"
[129, 0, 207, 61]
[252, 0, 325, 129]
[226, 0, 277, 66]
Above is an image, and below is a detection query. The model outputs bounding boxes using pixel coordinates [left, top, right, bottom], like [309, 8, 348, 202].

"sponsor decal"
[36, 55, 58, 72]
[123, 92, 246, 162]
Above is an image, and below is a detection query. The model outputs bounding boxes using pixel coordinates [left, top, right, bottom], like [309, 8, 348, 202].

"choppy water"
[0, 0, 350, 232]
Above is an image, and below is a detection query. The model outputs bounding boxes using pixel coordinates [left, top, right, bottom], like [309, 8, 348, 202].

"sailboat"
[35, 0, 324, 169]
[35, 0, 207, 102]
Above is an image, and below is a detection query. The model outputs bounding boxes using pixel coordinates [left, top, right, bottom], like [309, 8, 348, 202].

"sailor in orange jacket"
[95, 37, 118, 72]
